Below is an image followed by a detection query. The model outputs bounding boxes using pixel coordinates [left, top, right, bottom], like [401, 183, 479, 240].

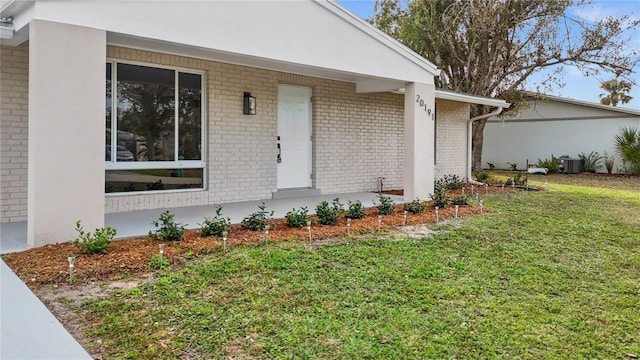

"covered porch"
[0, 191, 403, 254]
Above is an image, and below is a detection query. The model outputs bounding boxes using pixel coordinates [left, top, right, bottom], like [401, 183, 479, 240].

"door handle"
[277, 143, 282, 163]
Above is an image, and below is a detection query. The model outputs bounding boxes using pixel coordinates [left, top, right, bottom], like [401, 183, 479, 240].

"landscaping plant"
[614, 126, 640, 175]
[148, 211, 186, 241]
[473, 171, 492, 183]
[199, 206, 231, 237]
[315, 198, 344, 225]
[603, 152, 615, 174]
[537, 155, 561, 173]
[241, 202, 274, 231]
[375, 194, 395, 215]
[71, 220, 116, 254]
[436, 173, 464, 190]
[147, 253, 170, 270]
[285, 207, 309, 228]
[578, 151, 603, 173]
[403, 199, 427, 214]
[346, 200, 366, 219]
[452, 195, 469, 206]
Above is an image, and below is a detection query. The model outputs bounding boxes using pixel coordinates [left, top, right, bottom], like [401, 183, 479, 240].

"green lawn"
[81, 178, 640, 359]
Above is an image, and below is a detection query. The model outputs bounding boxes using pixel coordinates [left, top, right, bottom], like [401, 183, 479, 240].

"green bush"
[430, 187, 449, 208]
[147, 253, 170, 270]
[473, 171, 491, 183]
[603, 152, 616, 174]
[149, 211, 186, 241]
[403, 199, 427, 214]
[505, 178, 514, 186]
[452, 195, 469, 206]
[199, 206, 230, 237]
[285, 207, 309, 228]
[436, 174, 464, 190]
[346, 200, 366, 219]
[316, 198, 344, 225]
[513, 172, 526, 185]
[578, 151, 603, 173]
[241, 202, 274, 231]
[614, 126, 640, 175]
[71, 220, 116, 254]
[375, 194, 395, 215]
[537, 155, 561, 173]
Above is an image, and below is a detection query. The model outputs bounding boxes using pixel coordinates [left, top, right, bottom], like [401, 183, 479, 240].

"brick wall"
[104, 46, 405, 213]
[0, 44, 29, 222]
[435, 99, 469, 180]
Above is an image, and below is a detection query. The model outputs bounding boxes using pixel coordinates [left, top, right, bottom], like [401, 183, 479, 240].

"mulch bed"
[3, 185, 517, 288]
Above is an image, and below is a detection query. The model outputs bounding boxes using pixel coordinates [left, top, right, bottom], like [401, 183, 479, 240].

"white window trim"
[105, 59, 207, 192]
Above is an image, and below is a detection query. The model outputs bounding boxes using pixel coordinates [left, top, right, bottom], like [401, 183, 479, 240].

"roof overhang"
[525, 92, 640, 116]
[1, 0, 438, 89]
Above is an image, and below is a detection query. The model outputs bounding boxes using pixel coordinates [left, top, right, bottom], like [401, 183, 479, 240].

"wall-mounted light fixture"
[243, 92, 256, 115]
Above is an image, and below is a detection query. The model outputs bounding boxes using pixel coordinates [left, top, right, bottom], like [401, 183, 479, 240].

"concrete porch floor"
[0, 192, 402, 359]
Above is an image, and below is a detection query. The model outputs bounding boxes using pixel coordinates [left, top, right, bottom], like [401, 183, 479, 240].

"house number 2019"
[415, 94, 433, 116]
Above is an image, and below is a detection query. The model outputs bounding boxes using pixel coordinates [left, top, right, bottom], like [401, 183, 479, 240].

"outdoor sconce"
[243, 92, 256, 115]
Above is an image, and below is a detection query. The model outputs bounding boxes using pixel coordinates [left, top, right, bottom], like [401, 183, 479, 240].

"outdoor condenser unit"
[562, 159, 584, 174]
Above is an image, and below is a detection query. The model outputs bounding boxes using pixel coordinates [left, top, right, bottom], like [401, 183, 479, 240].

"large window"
[105, 61, 205, 193]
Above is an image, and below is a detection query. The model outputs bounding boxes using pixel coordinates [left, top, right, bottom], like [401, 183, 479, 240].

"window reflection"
[105, 169, 203, 193]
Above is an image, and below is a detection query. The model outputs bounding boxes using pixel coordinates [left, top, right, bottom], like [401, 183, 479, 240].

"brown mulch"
[3, 185, 518, 288]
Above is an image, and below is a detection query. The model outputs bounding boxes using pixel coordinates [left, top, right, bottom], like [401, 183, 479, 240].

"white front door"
[277, 85, 312, 189]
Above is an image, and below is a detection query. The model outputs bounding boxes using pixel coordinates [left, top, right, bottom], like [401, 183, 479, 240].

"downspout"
[467, 107, 503, 182]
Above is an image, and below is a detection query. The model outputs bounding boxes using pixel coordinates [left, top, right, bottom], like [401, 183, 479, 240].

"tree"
[372, 0, 639, 171]
[599, 78, 634, 106]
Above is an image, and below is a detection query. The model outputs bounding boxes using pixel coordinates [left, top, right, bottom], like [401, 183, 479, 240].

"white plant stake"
[346, 218, 351, 236]
[159, 243, 165, 262]
[307, 221, 312, 242]
[264, 225, 270, 244]
[480, 200, 483, 214]
[455, 205, 459, 219]
[435, 206, 439, 222]
[544, 181, 548, 190]
[462, 186, 465, 195]
[485, 184, 488, 194]
[377, 215, 382, 232]
[471, 185, 475, 195]
[222, 231, 228, 252]
[67, 256, 75, 284]
[403, 210, 408, 226]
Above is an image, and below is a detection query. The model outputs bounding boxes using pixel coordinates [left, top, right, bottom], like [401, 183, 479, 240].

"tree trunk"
[471, 118, 488, 173]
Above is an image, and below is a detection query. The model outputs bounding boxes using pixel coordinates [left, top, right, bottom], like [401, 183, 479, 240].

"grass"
[80, 178, 639, 359]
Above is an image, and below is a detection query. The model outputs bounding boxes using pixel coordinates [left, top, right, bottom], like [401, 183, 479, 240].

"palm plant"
[614, 127, 640, 175]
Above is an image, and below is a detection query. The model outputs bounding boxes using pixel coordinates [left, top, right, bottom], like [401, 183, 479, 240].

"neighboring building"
[0, 0, 508, 248]
[483, 93, 640, 172]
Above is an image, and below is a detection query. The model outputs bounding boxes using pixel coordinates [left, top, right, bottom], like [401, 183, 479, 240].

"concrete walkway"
[0, 191, 402, 359]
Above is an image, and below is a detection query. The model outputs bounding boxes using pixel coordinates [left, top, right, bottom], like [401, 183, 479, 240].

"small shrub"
[510, 163, 518, 171]
[614, 126, 640, 175]
[403, 199, 427, 214]
[439, 174, 464, 190]
[452, 195, 469, 206]
[537, 155, 561, 173]
[285, 207, 309, 228]
[241, 202, 274, 231]
[603, 152, 615, 174]
[430, 187, 449, 208]
[578, 151, 603, 172]
[316, 198, 344, 225]
[148, 211, 186, 241]
[513, 172, 526, 185]
[375, 194, 395, 215]
[487, 162, 496, 170]
[199, 206, 231, 237]
[504, 178, 514, 186]
[473, 171, 491, 183]
[346, 200, 366, 219]
[147, 253, 170, 270]
[71, 220, 116, 254]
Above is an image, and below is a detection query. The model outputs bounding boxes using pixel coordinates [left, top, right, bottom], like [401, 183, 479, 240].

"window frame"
[105, 59, 207, 190]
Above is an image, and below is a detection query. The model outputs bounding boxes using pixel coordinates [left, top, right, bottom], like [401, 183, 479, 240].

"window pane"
[116, 63, 175, 162]
[106, 63, 112, 161]
[178, 72, 202, 160]
[105, 169, 203, 193]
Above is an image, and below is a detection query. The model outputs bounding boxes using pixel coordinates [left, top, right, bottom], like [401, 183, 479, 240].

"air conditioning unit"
[562, 159, 584, 174]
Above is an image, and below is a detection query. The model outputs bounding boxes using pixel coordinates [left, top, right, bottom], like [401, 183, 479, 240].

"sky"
[336, 0, 640, 110]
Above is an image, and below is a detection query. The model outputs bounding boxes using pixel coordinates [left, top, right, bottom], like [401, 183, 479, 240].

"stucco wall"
[435, 100, 469, 180]
[483, 100, 640, 173]
[0, 43, 29, 222]
[104, 46, 407, 213]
